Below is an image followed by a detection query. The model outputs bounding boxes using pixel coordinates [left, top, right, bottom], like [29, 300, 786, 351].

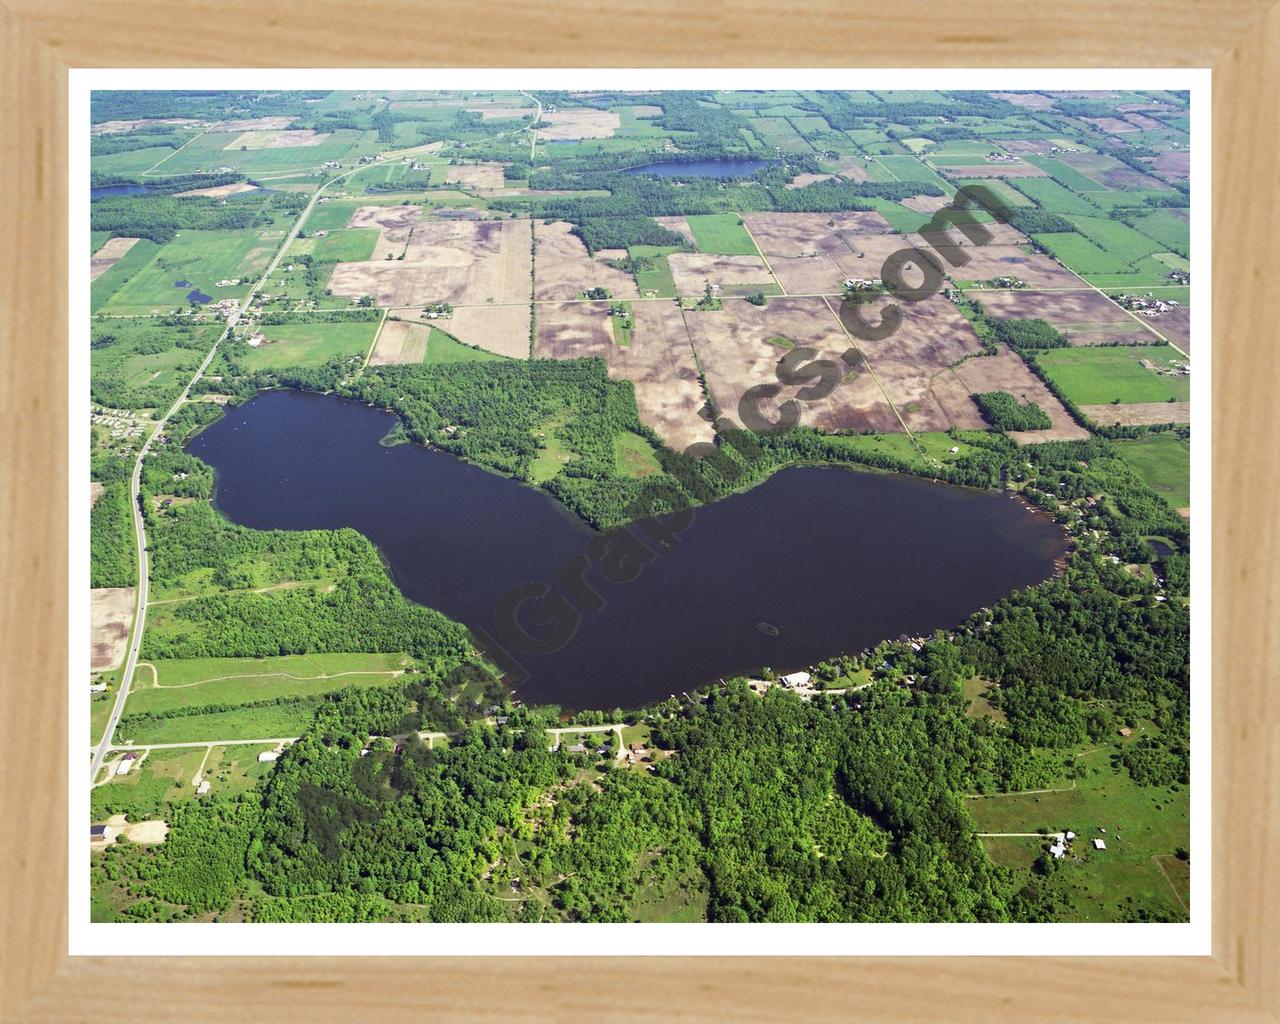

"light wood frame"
[2, 3, 1277, 1019]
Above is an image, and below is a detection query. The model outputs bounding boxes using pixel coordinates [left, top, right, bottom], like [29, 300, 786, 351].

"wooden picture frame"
[2, 2, 1276, 1018]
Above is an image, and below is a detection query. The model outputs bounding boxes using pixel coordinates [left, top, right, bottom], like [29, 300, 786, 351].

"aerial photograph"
[87, 87, 1192, 925]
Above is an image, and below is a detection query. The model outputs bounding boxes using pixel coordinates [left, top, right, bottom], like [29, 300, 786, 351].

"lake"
[624, 158, 775, 179]
[91, 184, 163, 199]
[188, 390, 1067, 710]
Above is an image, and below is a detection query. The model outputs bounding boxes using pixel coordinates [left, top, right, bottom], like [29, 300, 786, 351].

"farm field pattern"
[87, 87, 1193, 928]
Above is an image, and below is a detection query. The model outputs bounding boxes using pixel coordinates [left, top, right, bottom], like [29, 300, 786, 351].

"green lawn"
[99, 229, 274, 315]
[124, 653, 410, 717]
[239, 320, 378, 371]
[425, 328, 505, 364]
[1113, 433, 1191, 509]
[967, 744, 1189, 922]
[199, 743, 283, 798]
[530, 410, 576, 483]
[686, 214, 759, 256]
[1035, 346, 1190, 405]
[91, 747, 206, 821]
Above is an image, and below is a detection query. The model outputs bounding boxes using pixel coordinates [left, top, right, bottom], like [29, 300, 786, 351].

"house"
[1049, 838, 1066, 859]
[780, 671, 811, 688]
[196, 780, 211, 796]
[567, 743, 588, 754]
[89, 683, 107, 693]
[115, 753, 137, 775]
[90, 824, 108, 840]
[1094, 839, 1107, 850]
[257, 750, 280, 763]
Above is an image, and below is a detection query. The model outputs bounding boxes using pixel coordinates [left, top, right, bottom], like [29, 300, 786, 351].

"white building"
[780, 671, 811, 687]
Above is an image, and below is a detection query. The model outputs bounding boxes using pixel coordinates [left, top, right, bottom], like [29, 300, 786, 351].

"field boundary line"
[151, 668, 404, 690]
[820, 294, 920, 453]
[363, 306, 389, 369]
[1152, 853, 1190, 917]
[140, 126, 211, 176]
[736, 213, 787, 296]
[965, 780, 1078, 799]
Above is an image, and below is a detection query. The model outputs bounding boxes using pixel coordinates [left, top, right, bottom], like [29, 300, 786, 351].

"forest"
[971, 391, 1054, 431]
[90, 190, 307, 244]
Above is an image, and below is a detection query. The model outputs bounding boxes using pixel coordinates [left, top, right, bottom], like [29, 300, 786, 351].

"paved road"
[87, 164, 368, 783]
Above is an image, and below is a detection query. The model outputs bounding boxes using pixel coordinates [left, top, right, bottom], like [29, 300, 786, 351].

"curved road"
[88, 164, 367, 782]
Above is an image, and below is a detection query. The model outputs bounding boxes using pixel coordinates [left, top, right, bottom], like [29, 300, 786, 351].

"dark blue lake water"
[91, 184, 163, 199]
[188, 390, 1067, 709]
[625, 159, 775, 179]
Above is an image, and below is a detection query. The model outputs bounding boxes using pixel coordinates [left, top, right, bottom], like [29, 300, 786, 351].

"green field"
[92, 146, 179, 175]
[1128, 210, 1190, 258]
[147, 129, 367, 176]
[425, 328, 505, 364]
[90, 238, 161, 313]
[825, 430, 986, 467]
[629, 244, 680, 297]
[1009, 177, 1101, 215]
[289, 227, 379, 262]
[1034, 232, 1131, 275]
[686, 214, 759, 256]
[115, 702, 324, 745]
[1084, 189, 1184, 212]
[871, 154, 954, 192]
[968, 744, 1189, 922]
[1023, 155, 1111, 192]
[124, 653, 410, 717]
[239, 320, 378, 370]
[99, 229, 275, 315]
[1113, 433, 1191, 509]
[1070, 215, 1163, 263]
[302, 198, 370, 232]
[614, 431, 662, 478]
[1035, 345, 1190, 405]
[951, 178, 1035, 208]
[1082, 255, 1188, 289]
